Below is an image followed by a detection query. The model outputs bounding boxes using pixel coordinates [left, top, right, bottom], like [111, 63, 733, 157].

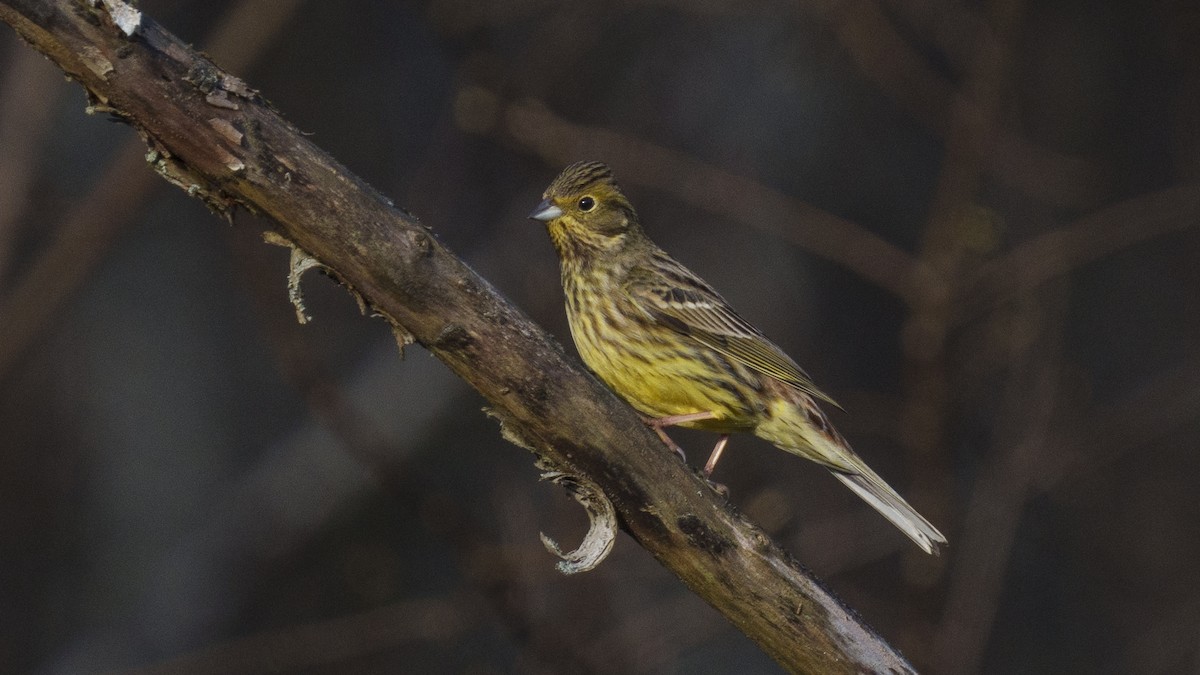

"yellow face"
[529, 161, 638, 261]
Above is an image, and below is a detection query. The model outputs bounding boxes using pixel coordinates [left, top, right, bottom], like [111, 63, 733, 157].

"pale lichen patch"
[262, 231, 326, 325]
[205, 90, 240, 111]
[93, 0, 142, 36]
[79, 45, 113, 78]
[261, 232, 416, 355]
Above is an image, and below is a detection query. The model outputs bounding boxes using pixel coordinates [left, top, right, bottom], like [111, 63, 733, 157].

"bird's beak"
[529, 198, 563, 222]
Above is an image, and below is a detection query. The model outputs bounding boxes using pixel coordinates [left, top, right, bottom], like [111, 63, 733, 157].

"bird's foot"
[645, 422, 687, 463]
[644, 413, 729, 473]
[705, 477, 730, 498]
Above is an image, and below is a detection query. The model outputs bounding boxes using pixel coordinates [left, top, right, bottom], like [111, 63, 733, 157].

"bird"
[529, 160, 947, 555]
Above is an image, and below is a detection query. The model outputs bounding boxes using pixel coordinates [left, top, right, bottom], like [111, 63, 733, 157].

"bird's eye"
[578, 196, 596, 212]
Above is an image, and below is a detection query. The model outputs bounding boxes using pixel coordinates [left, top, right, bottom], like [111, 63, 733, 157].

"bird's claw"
[647, 423, 687, 463]
[706, 477, 730, 498]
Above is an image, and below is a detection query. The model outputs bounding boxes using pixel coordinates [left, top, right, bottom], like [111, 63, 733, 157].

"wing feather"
[625, 255, 841, 408]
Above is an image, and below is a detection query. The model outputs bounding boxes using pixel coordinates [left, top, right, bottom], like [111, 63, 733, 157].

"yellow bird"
[530, 161, 946, 554]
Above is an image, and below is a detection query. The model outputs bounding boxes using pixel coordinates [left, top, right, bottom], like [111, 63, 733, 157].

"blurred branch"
[0, 1, 916, 671]
[876, 0, 991, 76]
[956, 184, 1200, 327]
[228, 222, 402, 476]
[0, 141, 155, 380]
[934, 307, 1200, 673]
[122, 597, 473, 675]
[582, 592, 729, 672]
[0, 0, 304, 383]
[924, 337, 1200, 673]
[1045, 351, 1200, 492]
[812, 0, 1103, 209]
[498, 96, 923, 304]
[893, 0, 1027, 604]
[1125, 598, 1200, 673]
[0, 41, 61, 283]
[931, 285, 1068, 673]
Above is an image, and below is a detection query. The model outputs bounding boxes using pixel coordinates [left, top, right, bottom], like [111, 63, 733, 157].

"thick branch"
[0, 1, 914, 671]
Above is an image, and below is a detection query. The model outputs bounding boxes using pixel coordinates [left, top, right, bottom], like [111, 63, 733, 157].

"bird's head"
[530, 161, 642, 260]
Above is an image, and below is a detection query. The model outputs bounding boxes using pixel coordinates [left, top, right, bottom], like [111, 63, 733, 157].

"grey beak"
[529, 198, 563, 222]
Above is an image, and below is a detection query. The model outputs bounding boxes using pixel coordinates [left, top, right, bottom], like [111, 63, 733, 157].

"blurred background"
[1, 0, 1198, 672]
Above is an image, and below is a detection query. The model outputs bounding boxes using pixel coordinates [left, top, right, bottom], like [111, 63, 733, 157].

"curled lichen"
[537, 462, 617, 575]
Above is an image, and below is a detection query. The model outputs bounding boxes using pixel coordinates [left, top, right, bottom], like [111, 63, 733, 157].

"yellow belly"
[566, 290, 759, 432]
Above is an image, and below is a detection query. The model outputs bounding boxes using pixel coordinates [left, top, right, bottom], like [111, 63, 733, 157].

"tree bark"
[0, 1, 916, 672]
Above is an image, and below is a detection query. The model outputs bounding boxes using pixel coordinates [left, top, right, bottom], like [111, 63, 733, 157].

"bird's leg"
[703, 435, 730, 477]
[649, 425, 687, 462]
[651, 411, 719, 427]
[644, 411, 718, 462]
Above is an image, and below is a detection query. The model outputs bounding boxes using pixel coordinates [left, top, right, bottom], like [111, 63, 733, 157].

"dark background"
[2, 1, 1198, 673]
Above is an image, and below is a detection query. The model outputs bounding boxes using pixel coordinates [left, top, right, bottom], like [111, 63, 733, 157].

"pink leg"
[651, 411, 718, 427]
[649, 425, 686, 462]
[703, 435, 730, 476]
[645, 411, 718, 462]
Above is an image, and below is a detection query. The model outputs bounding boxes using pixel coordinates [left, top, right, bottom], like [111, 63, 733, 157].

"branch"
[955, 183, 1200, 326]
[812, 0, 1104, 209]
[0, 0, 305, 380]
[0, 2, 915, 671]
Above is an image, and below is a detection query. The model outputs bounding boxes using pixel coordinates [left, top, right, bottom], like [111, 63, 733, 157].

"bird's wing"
[624, 255, 841, 408]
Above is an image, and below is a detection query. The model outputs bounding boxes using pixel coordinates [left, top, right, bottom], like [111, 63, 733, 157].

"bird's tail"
[831, 466, 946, 555]
[757, 398, 947, 555]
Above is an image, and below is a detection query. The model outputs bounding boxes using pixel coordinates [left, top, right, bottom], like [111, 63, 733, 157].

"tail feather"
[832, 469, 947, 555]
[756, 396, 948, 554]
